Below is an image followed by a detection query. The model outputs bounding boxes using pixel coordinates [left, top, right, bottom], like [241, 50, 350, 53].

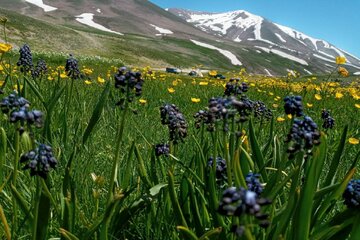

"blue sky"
[150, 0, 360, 58]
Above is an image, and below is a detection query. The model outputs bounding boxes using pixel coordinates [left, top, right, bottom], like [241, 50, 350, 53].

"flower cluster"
[284, 96, 303, 117]
[114, 67, 144, 102]
[194, 96, 269, 132]
[246, 173, 263, 195]
[20, 143, 57, 179]
[224, 78, 248, 96]
[321, 109, 335, 129]
[31, 59, 48, 79]
[218, 187, 271, 231]
[1, 92, 43, 130]
[208, 156, 227, 182]
[252, 100, 273, 120]
[0, 92, 29, 113]
[285, 116, 321, 158]
[17, 44, 33, 73]
[65, 54, 81, 79]
[155, 143, 170, 157]
[343, 179, 360, 209]
[160, 104, 187, 144]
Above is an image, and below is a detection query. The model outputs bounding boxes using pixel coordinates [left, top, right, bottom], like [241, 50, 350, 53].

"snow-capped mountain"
[169, 8, 360, 72]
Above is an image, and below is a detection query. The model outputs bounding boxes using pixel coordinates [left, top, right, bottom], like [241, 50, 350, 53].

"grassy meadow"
[1, 20, 360, 240]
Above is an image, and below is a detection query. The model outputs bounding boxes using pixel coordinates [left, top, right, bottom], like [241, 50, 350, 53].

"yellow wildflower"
[315, 94, 322, 100]
[338, 67, 349, 77]
[191, 98, 200, 103]
[348, 137, 359, 145]
[47, 76, 54, 81]
[167, 87, 175, 93]
[272, 103, 279, 108]
[97, 76, 105, 84]
[287, 114, 292, 119]
[355, 103, 360, 109]
[0, 43, 12, 54]
[199, 81, 209, 86]
[0, 80, 4, 87]
[335, 56, 346, 65]
[335, 92, 344, 99]
[306, 103, 313, 108]
[139, 99, 147, 104]
[83, 68, 93, 75]
[84, 80, 92, 85]
[276, 117, 285, 122]
[60, 73, 68, 79]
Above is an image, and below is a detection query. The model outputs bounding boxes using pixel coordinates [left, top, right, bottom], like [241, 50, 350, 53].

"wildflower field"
[1, 21, 360, 240]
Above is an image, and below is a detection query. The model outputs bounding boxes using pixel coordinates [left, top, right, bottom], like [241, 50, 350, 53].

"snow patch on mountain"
[255, 46, 308, 65]
[25, 0, 57, 12]
[190, 39, 242, 65]
[275, 33, 286, 43]
[150, 24, 173, 34]
[75, 13, 124, 35]
[313, 54, 334, 63]
[96, 8, 101, 13]
[186, 10, 263, 36]
[353, 72, 360, 75]
[303, 69, 312, 75]
[264, 69, 272, 76]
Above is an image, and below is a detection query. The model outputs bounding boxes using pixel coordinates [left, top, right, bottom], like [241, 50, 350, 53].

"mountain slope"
[169, 8, 360, 73]
[1, 1, 359, 75]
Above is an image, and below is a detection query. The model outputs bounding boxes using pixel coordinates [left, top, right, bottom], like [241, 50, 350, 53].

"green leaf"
[322, 125, 347, 187]
[82, 81, 110, 144]
[59, 228, 80, 240]
[149, 183, 168, 197]
[249, 119, 267, 180]
[199, 227, 222, 240]
[176, 226, 199, 240]
[0, 128, 6, 183]
[168, 171, 188, 228]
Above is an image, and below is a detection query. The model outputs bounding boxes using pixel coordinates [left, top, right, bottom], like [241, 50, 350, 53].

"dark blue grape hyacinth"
[252, 100, 272, 120]
[0, 92, 29, 114]
[218, 187, 271, 228]
[284, 96, 303, 117]
[155, 143, 170, 157]
[32, 59, 48, 79]
[343, 179, 360, 209]
[208, 156, 227, 182]
[65, 54, 81, 79]
[160, 104, 187, 144]
[114, 67, 144, 103]
[20, 143, 57, 179]
[224, 78, 248, 96]
[321, 109, 335, 129]
[285, 116, 321, 158]
[17, 44, 33, 73]
[246, 173, 263, 195]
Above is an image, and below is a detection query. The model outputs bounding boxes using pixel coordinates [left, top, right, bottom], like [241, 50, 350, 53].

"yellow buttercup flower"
[272, 103, 279, 108]
[355, 103, 360, 109]
[167, 87, 175, 93]
[0, 43, 12, 54]
[83, 68, 93, 75]
[287, 114, 292, 119]
[335, 92, 344, 99]
[348, 137, 359, 145]
[0, 80, 4, 87]
[47, 76, 54, 81]
[60, 73, 68, 79]
[84, 80, 92, 85]
[335, 56, 346, 65]
[315, 94, 322, 100]
[139, 99, 147, 104]
[276, 117, 285, 122]
[191, 98, 200, 103]
[199, 81, 209, 86]
[306, 103, 313, 108]
[338, 67, 349, 77]
[97, 76, 105, 84]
